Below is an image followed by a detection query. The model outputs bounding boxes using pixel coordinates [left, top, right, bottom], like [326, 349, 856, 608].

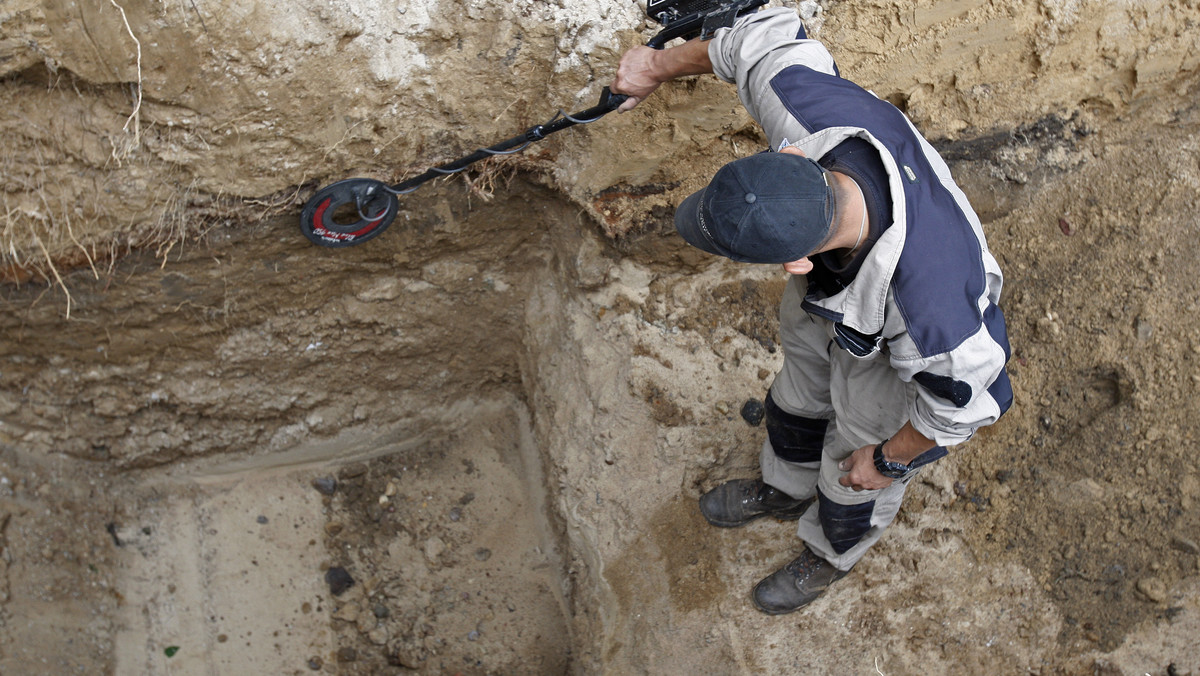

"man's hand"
[611, 38, 714, 112]
[837, 423, 938, 492]
[837, 444, 893, 492]
[612, 46, 664, 112]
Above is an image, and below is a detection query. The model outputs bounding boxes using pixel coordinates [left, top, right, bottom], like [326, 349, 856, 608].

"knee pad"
[765, 393, 827, 464]
[817, 489, 875, 555]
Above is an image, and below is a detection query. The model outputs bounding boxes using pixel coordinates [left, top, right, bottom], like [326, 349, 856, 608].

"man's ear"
[782, 257, 813, 275]
[778, 145, 807, 158]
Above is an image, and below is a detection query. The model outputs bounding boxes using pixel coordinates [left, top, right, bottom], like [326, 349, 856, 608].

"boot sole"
[751, 595, 806, 615]
[700, 499, 813, 528]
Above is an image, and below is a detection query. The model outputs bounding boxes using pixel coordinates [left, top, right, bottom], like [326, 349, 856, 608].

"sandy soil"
[3, 0, 1200, 674]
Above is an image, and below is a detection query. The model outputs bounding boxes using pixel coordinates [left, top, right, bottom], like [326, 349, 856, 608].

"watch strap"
[872, 439, 912, 479]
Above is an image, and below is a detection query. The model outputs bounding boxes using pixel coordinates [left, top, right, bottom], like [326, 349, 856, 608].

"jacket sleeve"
[887, 309, 1013, 447]
[706, 7, 837, 141]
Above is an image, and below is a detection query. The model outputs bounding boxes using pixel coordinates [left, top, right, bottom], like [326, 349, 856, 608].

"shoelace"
[741, 482, 766, 505]
[785, 553, 820, 583]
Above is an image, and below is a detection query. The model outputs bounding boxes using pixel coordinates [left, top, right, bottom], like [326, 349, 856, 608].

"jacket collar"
[784, 126, 907, 335]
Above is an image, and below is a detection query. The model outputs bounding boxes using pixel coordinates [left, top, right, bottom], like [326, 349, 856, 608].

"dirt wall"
[4, 0, 1199, 279]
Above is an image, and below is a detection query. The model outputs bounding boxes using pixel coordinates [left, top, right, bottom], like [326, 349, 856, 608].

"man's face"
[776, 145, 816, 275]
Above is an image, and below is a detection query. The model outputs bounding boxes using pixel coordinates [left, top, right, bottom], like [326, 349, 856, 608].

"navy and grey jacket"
[709, 8, 1013, 446]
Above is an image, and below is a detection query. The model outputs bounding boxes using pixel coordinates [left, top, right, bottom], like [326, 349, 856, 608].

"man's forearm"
[881, 421, 937, 464]
[649, 37, 715, 81]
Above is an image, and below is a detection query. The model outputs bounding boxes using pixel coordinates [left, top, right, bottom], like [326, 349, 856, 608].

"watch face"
[873, 443, 910, 478]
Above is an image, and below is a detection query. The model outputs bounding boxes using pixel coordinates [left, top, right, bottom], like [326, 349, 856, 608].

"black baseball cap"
[674, 152, 837, 264]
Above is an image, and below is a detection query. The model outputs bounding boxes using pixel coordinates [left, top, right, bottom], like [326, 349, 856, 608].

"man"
[611, 7, 1013, 614]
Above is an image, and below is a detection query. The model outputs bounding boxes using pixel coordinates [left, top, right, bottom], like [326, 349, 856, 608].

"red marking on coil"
[311, 197, 386, 240]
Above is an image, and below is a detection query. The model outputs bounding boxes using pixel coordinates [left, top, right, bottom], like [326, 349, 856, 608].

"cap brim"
[674, 187, 726, 258]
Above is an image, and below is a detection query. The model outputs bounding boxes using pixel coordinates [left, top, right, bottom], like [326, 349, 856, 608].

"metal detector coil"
[300, 178, 398, 247]
[299, 0, 767, 248]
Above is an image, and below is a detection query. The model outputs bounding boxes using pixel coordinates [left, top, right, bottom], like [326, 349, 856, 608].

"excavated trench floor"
[0, 180, 606, 674]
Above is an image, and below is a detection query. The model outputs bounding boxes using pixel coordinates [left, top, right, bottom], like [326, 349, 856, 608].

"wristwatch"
[872, 440, 913, 479]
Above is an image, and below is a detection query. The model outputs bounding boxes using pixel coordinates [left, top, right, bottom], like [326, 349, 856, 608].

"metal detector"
[298, 0, 766, 248]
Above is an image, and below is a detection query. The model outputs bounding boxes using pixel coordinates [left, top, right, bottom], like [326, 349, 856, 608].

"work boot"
[751, 547, 849, 615]
[698, 478, 813, 528]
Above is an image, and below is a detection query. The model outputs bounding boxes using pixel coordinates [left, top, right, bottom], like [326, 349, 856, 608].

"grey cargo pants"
[761, 275, 916, 571]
